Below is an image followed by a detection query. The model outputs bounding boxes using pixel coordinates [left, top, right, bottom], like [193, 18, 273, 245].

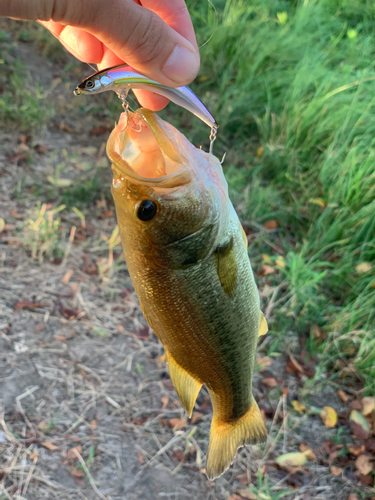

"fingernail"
[162, 45, 199, 84]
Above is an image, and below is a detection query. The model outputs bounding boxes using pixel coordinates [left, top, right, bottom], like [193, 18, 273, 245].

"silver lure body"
[74, 66, 218, 130]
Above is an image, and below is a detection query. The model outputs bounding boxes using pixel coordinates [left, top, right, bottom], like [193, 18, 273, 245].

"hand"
[0, 0, 200, 110]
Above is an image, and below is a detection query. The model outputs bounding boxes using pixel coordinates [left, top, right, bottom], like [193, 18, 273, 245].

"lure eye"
[136, 200, 157, 222]
[85, 79, 95, 89]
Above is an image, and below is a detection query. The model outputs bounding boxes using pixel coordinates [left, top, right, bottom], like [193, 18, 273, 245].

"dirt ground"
[0, 42, 373, 500]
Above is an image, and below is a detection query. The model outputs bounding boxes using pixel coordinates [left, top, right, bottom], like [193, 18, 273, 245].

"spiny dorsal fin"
[259, 311, 268, 336]
[166, 351, 202, 417]
[215, 237, 238, 298]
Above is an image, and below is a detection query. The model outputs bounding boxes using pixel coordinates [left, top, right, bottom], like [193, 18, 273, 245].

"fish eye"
[136, 199, 157, 222]
[85, 79, 95, 89]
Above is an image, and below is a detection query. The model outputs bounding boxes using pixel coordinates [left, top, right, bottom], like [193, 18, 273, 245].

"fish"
[74, 66, 218, 130]
[107, 108, 268, 479]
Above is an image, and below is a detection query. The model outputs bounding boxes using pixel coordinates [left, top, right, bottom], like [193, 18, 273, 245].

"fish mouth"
[106, 109, 192, 188]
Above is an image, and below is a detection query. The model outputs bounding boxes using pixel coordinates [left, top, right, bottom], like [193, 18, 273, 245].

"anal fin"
[166, 351, 202, 417]
[259, 311, 268, 336]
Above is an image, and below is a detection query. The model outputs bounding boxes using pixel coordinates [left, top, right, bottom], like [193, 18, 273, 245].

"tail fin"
[206, 398, 267, 480]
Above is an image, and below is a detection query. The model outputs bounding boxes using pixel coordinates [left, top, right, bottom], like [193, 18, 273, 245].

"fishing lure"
[74, 65, 218, 153]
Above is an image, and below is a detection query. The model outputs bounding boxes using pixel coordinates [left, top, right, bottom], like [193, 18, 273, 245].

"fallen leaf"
[355, 454, 373, 476]
[275, 256, 286, 268]
[99, 210, 113, 219]
[62, 269, 74, 284]
[66, 446, 82, 460]
[347, 494, 359, 500]
[299, 444, 316, 461]
[90, 420, 96, 431]
[161, 396, 169, 409]
[276, 451, 308, 468]
[133, 326, 151, 339]
[320, 406, 338, 428]
[347, 443, 365, 456]
[0, 218, 5, 232]
[257, 356, 273, 371]
[349, 400, 363, 411]
[236, 489, 257, 500]
[262, 377, 278, 387]
[191, 412, 203, 424]
[292, 401, 306, 414]
[286, 354, 305, 375]
[90, 125, 110, 136]
[258, 265, 275, 276]
[257, 146, 264, 158]
[358, 474, 374, 486]
[41, 442, 59, 451]
[71, 468, 85, 478]
[228, 496, 242, 500]
[173, 449, 185, 462]
[309, 198, 326, 208]
[14, 301, 45, 312]
[362, 397, 375, 416]
[356, 262, 372, 274]
[350, 410, 371, 439]
[330, 466, 343, 476]
[337, 389, 349, 403]
[169, 418, 186, 429]
[237, 472, 251, 485]
[263, 220, 278, 230]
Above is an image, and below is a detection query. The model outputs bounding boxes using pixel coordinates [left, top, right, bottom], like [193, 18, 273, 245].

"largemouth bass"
[107, 109, 268, 479]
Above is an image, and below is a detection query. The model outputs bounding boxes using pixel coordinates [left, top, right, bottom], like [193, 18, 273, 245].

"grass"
[0, 0, 374, 397]
[188, 0, 375, 393]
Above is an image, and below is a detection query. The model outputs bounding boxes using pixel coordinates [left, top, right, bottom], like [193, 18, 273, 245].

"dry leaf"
[362, 397, 375, 416]
[41, 442, 59, 451]
[62, 269, 74, 284]
[257, 146, 264, 158]
[356, 262, 372, 274]
[236, 489, 257, 500]
[320, 406, 338, 428]
[275, 256, 286, 268]
[15, 301, 45, 312]
[262, 377, 278, 387]
[337, 389, 349, 403]
[347, 495, 359, 500]
[350, 410, 371, 439]
[66, 446, 82, 460]
[161, 396, 169, 409]
[71, 468, 85, 478]
[292, 401, 306, 414]
[257, 356, 273, 371]
[169, 418, 186, 430]
[347, 443, 365, 456]
[299, 444, 316, 461]
[0, 218, 5, 232]
[237, 472, 251, 485]
[309, 198, 326, 208]
[258, 264, 275, 276]
[90, 420, 96, 431]
[355, 454, 373, 476]
[276, 451, 308, 468]
[263, 220, 278, 230]
[191, 412, 203, 424]
[330, 466, 343, 476]
[287, 354, 305, 374]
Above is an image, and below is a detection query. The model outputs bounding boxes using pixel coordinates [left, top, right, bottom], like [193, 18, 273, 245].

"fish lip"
[107, 111, 193, 188]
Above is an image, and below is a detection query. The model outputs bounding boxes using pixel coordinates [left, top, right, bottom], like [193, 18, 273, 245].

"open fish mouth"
[106, 109, 193, 188]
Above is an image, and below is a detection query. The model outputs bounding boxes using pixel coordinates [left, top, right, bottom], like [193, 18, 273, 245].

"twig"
[73, 448, 109, 500]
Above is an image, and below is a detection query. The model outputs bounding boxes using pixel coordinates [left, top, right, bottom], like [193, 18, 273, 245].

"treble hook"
[209, 126, 218, 155]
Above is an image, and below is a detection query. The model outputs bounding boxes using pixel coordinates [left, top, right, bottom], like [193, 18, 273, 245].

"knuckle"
[131, 12, 169, 65]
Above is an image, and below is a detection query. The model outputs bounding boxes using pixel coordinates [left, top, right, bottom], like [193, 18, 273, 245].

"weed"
[19, 202, 66, 263]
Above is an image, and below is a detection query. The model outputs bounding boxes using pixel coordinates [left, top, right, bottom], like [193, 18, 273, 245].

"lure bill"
[106, 108, 268, 479]
[74, 65, 218, 130]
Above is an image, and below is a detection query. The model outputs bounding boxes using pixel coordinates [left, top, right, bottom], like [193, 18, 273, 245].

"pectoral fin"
[259, 311, 268, 336]
[166, 351, 202, 417]
[215, 237, 238, 298]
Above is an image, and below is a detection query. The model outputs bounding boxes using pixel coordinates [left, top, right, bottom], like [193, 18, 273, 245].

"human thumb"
[0, 0, 200, 86]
